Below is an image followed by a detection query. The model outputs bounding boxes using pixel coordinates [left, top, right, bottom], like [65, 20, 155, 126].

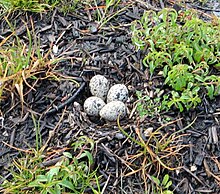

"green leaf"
[214, 63, 220, 70]
[163, 190, 173, 194]
[194, 74, 204, 82]
[162, 174, 169, 186]
[193, 50, 202, 63]
[165, 180, 172, 189]
[53, 184, 61, 194]
[63, 152, 73, 159]
[78, 151, 94, 165]
[206, 85, 215, 99]
[163, 65, 169, 77]
[177, 102, 184, 112]
[35, 175, 48, 182]
[151, 176, 160, 185]
[59, 180, 75, 191]
[28, 180, 43, 188]
[46, 167, 60, 182]
[215, 83, 220, 96]
[136, 91, 142, 99]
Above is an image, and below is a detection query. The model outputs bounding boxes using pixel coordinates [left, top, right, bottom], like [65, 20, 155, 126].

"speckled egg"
[107, 84, 128, 103]
[84, 96, 106, 116]
[89, 75, 110, 100]
[100, 101, 127, 121]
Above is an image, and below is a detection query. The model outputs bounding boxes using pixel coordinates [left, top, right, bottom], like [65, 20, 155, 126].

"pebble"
[107, 84, 128, 103]
[115, 133, 125, 140]
[100, 101, 127, 121]
[83, 96, 106, 116]
[89, 75, 110, 100]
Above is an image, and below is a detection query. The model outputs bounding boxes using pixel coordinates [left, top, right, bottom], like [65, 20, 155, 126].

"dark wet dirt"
[0, 0, 220, 193]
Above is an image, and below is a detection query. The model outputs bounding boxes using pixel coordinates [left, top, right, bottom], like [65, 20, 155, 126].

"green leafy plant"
[1, 136, 100, 194]
[94, 0, 120, 25]
[164, 64, 194, 91]
[151, 174, 173, 194]
[131, 8, 220, 113]
[136, 90, 163, 118]
[0, 18, 65, 110]
[0, 0, 82, 15]
[91, 0, 131, 29]
[0, 0, 59, 12]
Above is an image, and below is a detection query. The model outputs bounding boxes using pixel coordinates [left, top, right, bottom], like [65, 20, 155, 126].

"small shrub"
[1, 136, 100, 194]
[131, 8, 220, 113]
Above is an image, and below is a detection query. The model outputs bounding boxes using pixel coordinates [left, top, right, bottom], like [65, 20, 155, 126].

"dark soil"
[0, 0, 220, 193]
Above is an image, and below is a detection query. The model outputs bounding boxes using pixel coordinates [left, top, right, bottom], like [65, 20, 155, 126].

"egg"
[89, 75, 110, 100]
[83, 96, 106, 116]
[100, 101, 127, 121]
[107, 84, 128, 103]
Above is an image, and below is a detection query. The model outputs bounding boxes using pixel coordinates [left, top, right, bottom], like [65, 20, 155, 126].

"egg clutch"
[83, 75, 128, 121]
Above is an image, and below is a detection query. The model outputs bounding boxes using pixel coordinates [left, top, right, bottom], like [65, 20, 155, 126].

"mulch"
[0, 0, 220, 193]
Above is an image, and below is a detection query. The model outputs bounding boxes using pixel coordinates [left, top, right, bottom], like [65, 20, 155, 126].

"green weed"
[0, 18, 63, 111]
[0, 0, 82, 14]
[136, 90, 162, 118]
[1, 136, 100, 194]
[131, 8, 220, 113]
[150, 174, 173, 194]
[0, 0, 58, 12]
[93, 0, 120, 26]
[90, 0, 131, 29]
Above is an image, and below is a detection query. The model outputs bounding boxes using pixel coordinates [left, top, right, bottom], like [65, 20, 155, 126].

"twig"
[101, 174, 111, 194]
[39, 157, 62, 167]
[2, 141, 33, 154]
[45, 82, 85, 115]
[182, 166, 209, 187]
